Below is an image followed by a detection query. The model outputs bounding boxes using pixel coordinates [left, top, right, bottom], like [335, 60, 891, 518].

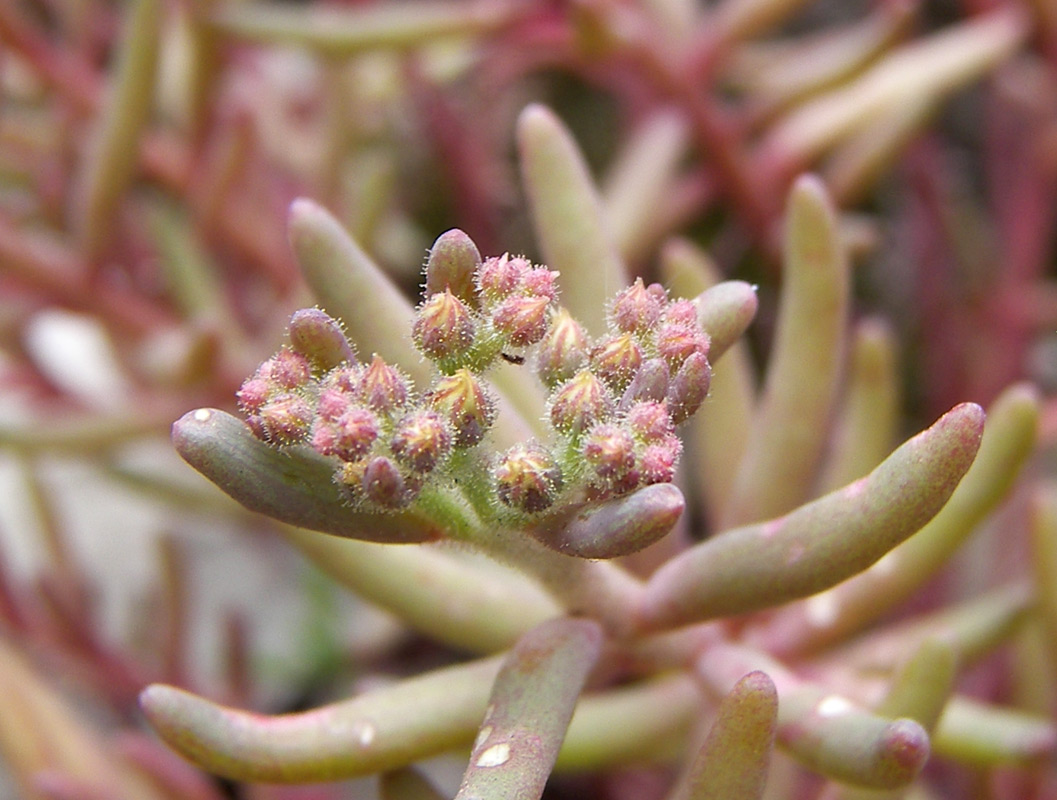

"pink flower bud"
[316, 386, 352, 421]
[655, 322, 710, 368]
[589, 333, 643, 392]
[359, 355, 410, 413]
[492, 294, 551, 347]
[360, 456, 419, 509]
[477, 253, 529, 301]
[667, 351, 711, 424]
[494, 443, 563, 513]
[236, 377, 271, 414]
[257, 349, 312, 389]
[640, 436, 682, 484]
[535, 308, 588, 388]
[332, 407, 380, 461]
[522, 266, 559, 300]
[625, 401, 674, 441]
[425, 229, 481, 307]
[413, 290, 477, 362]
[288, 308, 356, 371]
[390, 410, 452, 474]
[582, 424, 636, 479]
[255, 393, 313, 445]
[662, 298, 698, 327]
[618, 357, 670, 409]
[429, 369, 496, 446]
[549, 370, 614, 434]
[610, 278, 667, 333]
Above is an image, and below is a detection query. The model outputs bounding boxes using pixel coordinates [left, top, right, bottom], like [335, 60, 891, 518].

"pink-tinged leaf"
[933, 697, 1057, 767]
[697, 645, 929, 789]
[455, 618, 603, 800]
[530, 484, 685, 559]
[172, 408, 450, 543]
[668, 671, 777, 800]
[694, 280, 758, 364]
[517, 104, 627, 336]
[637, 402, 984, 632]
[140, 657, 503, 782]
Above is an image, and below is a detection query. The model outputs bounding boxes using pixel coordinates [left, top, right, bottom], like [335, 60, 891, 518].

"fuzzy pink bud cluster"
[238, 235, 713, 517]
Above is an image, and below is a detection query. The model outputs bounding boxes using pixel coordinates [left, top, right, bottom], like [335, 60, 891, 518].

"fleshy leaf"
[757, 383, 1038, 656]
[694, 280, 759, 364]
[287, 198, 429, 385]
[721, 175, 849, 527]
[454, 618, 602, 800]
[933, 696, 1057, 767]
[282, 525, 559, 653]
[697, 644, 929, 789]
[140, 657, 503, 782]
[667, 671, 777, 800]
[529, 483, 685, 559]
[517, 104, 627, 336]
[172, 408, 459, 543]
[636, 402, 984, 632]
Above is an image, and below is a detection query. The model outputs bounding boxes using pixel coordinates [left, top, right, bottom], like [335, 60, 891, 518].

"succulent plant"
[135, 106, 1043, 799]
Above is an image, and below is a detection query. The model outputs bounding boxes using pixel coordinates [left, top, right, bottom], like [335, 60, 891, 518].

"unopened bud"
[429, 369, 496, 446]
[359, 355, 410, 413]
[536, 308, 588, 388]
[413, 290, 477, 363]
[236, 377, 271, 414]
[640, 437, 682, 484]
[662, 298, 698, 327]
[361, 456, 417, 509]
[611, 279, 667, 333]
[625, 401, 674, 441]
[390, 410, 452, 474]
[327, 407, 380, 461]
[492, 294, 551, 347]
[590, 333, 642, 392]
[316, 386, 353, 421]
[494, 443, 563, 513]
[255, 393, 313, 444]
[257, 349, 311, 389]
[619, 357, 670, 408]
[288, 308, 356, 371]
[667, 351, 711, 424]
[522, 266, 559, 301]
[549, 370, 614, 434]
[425, 229, 481, 306]
[583, 424, 636, 479]
[655, 322, 710, 368]
[477, 253, 529, 302]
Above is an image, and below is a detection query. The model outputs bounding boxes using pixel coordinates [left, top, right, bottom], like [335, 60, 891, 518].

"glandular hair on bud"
[359, 355, 410, 414]
[492, 294, 551, 347]
[255, 393, 313, 445]
[361, 456, 416, 509]
[610, 278, 667, 333]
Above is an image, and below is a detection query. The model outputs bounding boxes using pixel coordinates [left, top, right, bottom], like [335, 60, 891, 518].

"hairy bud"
[359, 355, 410, 413]
[549, 370, 614, 435]
[360, 456, 418, 509]
[535, 308, 588, 388]
[429, 369, 496, 446]
[611, 278, 667, 333]
[288, 308, 356, 371]
[424, 229, 481, 306]
[390, 410, 453, 474]
[590, 333, 643, 392]
[254, 393, 312, 445]
[413, 290, 477, 363]
[477, 253, 529, 302]
[492, 294, 551, 347]
[494, 443, 562, 513]
[667, 351, 711, 424]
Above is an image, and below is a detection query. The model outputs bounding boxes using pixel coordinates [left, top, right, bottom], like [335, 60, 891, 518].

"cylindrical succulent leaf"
[425, 228, 482, 307]
[288, 308, 356, 371]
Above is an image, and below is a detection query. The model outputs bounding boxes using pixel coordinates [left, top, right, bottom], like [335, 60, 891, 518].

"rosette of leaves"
[142, 106, 1045, 799]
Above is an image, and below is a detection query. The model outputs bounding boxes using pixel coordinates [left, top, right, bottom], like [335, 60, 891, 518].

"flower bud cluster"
[237, 235, 713, 519]
[495, 278, 712, 513]
[238, 308, 497, 510]
[413, 251, 559, 374]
